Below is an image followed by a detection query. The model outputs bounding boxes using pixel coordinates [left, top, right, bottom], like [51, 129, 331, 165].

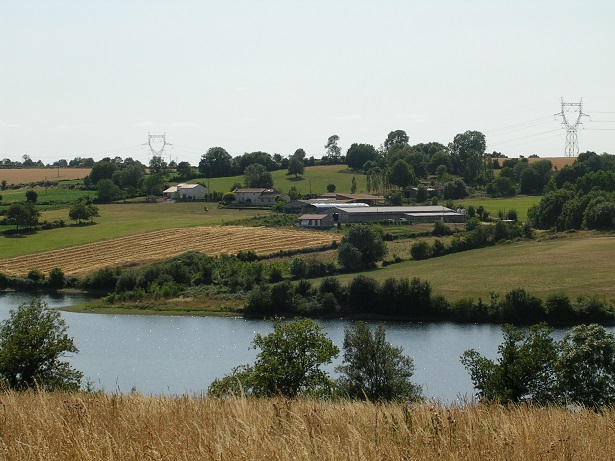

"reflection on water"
[3, 292, 609, 402]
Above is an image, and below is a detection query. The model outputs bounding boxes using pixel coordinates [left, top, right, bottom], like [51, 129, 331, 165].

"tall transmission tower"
[555, 98, 588, 157]
[143, 132, 172, 161]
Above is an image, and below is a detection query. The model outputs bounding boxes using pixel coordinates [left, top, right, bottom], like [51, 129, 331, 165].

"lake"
[1, 292, 600, 402]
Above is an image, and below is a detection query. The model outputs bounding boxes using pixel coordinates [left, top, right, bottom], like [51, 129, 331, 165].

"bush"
[410, 241, 432, 260]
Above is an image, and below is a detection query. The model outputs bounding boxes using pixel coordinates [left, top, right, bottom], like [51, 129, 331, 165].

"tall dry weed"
[0, 391, 612, 460]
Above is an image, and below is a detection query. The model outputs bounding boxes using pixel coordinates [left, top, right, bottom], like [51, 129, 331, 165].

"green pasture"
[191, 165, 367, 196]
[457, 195, 541, 222]
[324, 233, 615, 302]
[0, 202, 269, 259]
[0, 186, 90, 205]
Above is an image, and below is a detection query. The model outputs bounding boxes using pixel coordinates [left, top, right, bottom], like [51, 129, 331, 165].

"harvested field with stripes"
[0, 226, 340, 277]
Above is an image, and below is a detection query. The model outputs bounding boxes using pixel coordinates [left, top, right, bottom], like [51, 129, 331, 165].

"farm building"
[334, 193, 384, 205]
[297, 205, 465, 227]
[329, 206, 465, 224]
[233, 188, 290, 205]
[163, 183, 208, 200]
[298, 213, 335, 228]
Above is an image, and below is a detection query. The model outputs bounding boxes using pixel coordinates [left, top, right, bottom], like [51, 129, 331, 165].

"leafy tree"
[6, 202, 40, 230]
[25, 189, 38, 203]
[287, 186, 301, 201]
[68, 202, 100, 223]
[89, 160, 117, 185]
[221, 192, 235, 204]
[461, 323, 558, 403]
[384, 129, 409, 153]
[346, 143, 378, 170]
[0, 299, 82, 391]
[149, 155, 168, 174]
[96, 178, 124, 203]
[336, 322, 422, 401]
[199, 147, 234, 178]
[324, 134, 342, 163]
[351, 176, 357, 194]
[449, 130, 487, 185]
[47, 267, 66, 289]
[208, 318, 339, 397]
[337, 242, 364, 271]
[234, 151, 277, 172]
[176, 161, 194, 180]
[556, 324, 615, 407]
[142, 173, 166, 197]
[244, 163, 273, 188]
[428, 150, 452, 175]
[388, 159, 415, 190]
[287, 157, 305, 178]
[326, 183, 336, 193]
[338, 224, 387, 269]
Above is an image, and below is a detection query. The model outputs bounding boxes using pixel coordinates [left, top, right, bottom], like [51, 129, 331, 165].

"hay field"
[527, 156, 576, 170]
[0, 226, 340, 276]
[1, 392, 612, 461]
[0, 167, 91, 184]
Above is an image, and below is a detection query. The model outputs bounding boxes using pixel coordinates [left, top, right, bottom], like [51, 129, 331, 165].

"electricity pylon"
[556, 98, 588, 157]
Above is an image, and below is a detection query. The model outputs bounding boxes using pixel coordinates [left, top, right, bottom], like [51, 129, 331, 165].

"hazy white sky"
[2, 0, 614, 165]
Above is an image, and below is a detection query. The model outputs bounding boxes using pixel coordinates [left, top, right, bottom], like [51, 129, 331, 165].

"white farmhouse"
[163, 183, 208, 200]
[232, 188, 290, 205]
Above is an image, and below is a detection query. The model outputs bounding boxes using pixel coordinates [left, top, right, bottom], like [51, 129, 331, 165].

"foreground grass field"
[332, 232, 615, 302]
[2, 392, 612, 460]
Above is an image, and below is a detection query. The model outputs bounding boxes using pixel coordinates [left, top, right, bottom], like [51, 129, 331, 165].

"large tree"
[338, 224, 387, 269]
[557, 324, 615, 407]
[346, 143, 378, 170]
[449, 130, 487, 185]
[198, 147, 234, 178]
[384, 129, 409, 153]
[68, 202, 100, 224]
[461, 323, 558, 403]
[324, 134, 342, 163]
[287, 157, 305, 178]
[244, 163, 273, 188]
[336, 322, 422, 401]
[6, 202, 40, 231]
[388, 159, 415, 190]
[0, 299, 83, 391]
[208, 318, 339, 397]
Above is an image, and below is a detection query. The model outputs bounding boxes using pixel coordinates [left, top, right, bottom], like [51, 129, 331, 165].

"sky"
[2, 0, 615, 166]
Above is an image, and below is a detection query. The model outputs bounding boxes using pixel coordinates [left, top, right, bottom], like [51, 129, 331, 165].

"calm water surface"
[4, 292, 607, 402]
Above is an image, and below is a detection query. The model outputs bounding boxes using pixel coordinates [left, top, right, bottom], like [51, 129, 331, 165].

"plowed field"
[0, 226, 340, 276]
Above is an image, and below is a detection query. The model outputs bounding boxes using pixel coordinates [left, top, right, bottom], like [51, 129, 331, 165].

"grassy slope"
[457, 195, 541, 222]
[0, 203, 269, 259]
[327, 233, 615, 302]
[194, 164, 368, 195]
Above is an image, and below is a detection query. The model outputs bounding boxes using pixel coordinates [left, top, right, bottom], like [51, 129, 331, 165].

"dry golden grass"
[0, 392, 613, 460]
[0, 167, 91, 184]
[0, 226, 340, 276]
[526, 157, 576, 170]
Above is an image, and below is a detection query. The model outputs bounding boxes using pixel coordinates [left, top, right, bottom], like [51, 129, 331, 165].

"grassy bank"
[1, 392, 612, 460]
[198, 164, 368, 196]
[327, 232, 615, 302]
[457, 195, 541, 222]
